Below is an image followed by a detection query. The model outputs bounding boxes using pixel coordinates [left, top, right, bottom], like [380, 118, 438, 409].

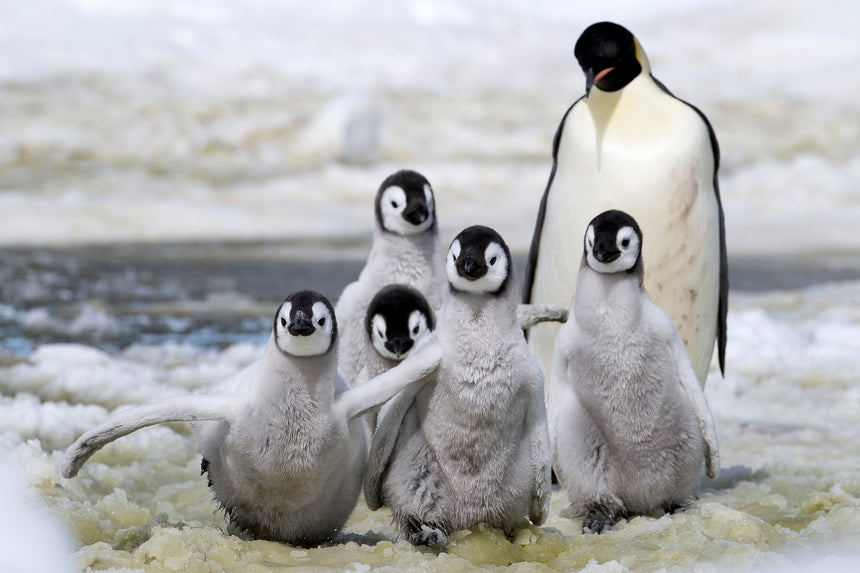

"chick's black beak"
[385, 337, 414, 358]
[403, 204, 429, 225]
[457, 255, 488, 280]
[593, 240, 621, 263]
[288, 314, 316, 337]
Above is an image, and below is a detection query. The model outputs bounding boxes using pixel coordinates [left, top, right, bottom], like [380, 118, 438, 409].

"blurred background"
[1, 0, 857, 255]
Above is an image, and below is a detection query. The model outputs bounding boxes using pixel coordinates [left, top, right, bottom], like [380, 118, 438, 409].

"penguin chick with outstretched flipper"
[356, 284, 435, 428]
[336, 170, 447, 385]
[524, 21, 728, 387]
[364, 225, 552, 550]
[548, 210, 720, 535]
[62, 290, 441, 547]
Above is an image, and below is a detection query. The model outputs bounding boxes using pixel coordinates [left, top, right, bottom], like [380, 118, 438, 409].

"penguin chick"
[548, 210, 720, 535]
[336, 170, 447, 385]
[356, 284, 436, 428]
[61, 290, 441, 547]
[364, 225, 552, 550]
[524, 21, 728, 386]
[358, 284, 435, 377]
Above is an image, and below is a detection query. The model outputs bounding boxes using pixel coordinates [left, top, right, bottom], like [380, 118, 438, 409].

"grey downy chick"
[548, 210, 720, 534]
[62, 290, 441, 546]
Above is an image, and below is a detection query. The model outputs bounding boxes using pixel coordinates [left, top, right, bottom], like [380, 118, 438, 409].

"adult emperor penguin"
[548, 210, 720, 534]
[62, 291, 441, 546]
[523, 21, 728, 386]
[336, 169, 447, 385]
[363, 225, 552, 550]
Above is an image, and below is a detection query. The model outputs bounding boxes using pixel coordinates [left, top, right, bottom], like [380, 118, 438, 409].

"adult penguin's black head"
[574, 22, 645, 96]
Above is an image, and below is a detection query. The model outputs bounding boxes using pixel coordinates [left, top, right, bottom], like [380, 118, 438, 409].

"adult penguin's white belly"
[529, 75, 721, 385]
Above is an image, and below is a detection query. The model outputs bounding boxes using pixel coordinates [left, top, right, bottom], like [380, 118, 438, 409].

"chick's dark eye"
[489, 256, 497, 265]
[621, 238, 630, 248]
[280, 317, 287, 327]
[413, 326, 419, 335]
[391, 201, 398, 208]
[318, 317, 326, 326]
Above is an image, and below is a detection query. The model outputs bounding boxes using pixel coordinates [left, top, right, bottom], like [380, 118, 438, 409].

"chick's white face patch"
[479, 242, 509, 292]
[276, 301, 334, 356]
[408, 310, 431, 346]
[446, 239, 462, 286]
[370, 314, 394, 359]
[379, 185, 433, 235]
[447, 240, 508, 293]
[423, 184, 435, 221]
[380, 186, 409, 234]
[586, 224, 641, 274]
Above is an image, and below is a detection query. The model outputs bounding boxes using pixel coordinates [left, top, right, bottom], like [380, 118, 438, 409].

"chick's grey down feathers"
[548, 211, 719, 535]
[364, 225, 552, 548]
[336, 170, 447, 385]
[62, 290, 439, 546]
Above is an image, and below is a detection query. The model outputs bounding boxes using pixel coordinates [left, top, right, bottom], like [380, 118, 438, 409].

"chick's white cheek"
[274, 304, 291, 345]
[380, 186, 410, 233]
[280, 303, 292, 331]
[372, 315, 387, 341]
[586, 226, 596, 251]
[586, 251, 602, 273]
[446, 240, 461, 282]
[450, 240, 461, 260]
[423, 184, 434, 215]
[612, 227, 640, 271]
[483, 242, 508, 287]
[408, 310, 429, 340]
[381, 186, 406, 212]
[616, 227, 635, 251]
[312, 302, 333, 332]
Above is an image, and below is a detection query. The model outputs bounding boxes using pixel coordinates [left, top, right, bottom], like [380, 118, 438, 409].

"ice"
[0, 394, 106, 451]
[0, 279, 856, 570]
[22, 304, 127, 340]
[0, 453, 75, 573]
